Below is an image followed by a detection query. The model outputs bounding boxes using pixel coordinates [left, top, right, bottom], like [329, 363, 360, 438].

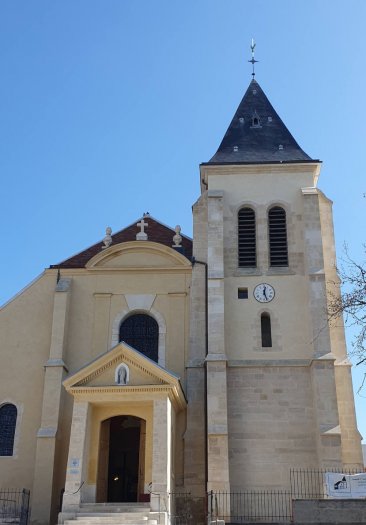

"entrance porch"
[59, 343, 186, 522]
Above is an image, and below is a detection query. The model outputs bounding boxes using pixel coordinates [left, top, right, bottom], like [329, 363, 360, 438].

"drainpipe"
[191, 257, 208, 489]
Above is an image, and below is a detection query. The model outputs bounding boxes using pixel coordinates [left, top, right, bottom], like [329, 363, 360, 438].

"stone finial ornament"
[172, 225, 182, 247]
[102, 227, 112, 249]
[136, 218, 148, 240]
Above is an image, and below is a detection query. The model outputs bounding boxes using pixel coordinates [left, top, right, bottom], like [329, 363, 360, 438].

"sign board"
[325, 472, 366, 498]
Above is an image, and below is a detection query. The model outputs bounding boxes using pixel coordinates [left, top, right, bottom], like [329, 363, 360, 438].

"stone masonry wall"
[227, 366, 318, 489]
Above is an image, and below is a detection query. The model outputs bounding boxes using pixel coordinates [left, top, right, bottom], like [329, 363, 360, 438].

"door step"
[59, 503, 165, 525]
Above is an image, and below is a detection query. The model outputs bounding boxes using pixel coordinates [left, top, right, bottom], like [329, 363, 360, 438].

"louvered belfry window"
[238, 207, 256, 267]
[268, 206, 288, 267]
[0, 403, 17, 456]
[119, 314, 159, 362]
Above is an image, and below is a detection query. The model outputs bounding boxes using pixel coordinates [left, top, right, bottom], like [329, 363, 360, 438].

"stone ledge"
[293, 498, 366, 524]
[228, 359, 311, 367]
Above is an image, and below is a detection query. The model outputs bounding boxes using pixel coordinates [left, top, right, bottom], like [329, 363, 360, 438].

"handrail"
[63, 481, 85, 496]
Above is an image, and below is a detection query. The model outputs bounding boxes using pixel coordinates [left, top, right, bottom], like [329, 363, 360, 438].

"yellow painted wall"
[0, 241, 191, 520]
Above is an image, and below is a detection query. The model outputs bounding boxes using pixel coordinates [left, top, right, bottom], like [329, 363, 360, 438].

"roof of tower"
[206, 79, 315, 164]
[50, 216, 192, 269]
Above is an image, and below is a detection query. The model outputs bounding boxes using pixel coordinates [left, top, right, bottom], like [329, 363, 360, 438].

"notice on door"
[325, 472, 366, 498]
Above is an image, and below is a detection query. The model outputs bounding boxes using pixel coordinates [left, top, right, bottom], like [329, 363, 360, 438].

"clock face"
[253, 283, 275, 303]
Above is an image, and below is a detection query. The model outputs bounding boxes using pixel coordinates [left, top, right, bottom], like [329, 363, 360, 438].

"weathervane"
[248, 38, 258, 79]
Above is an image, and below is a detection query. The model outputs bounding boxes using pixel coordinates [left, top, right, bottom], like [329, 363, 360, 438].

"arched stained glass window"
[0, 403, 17, 456]
[268, 206, 288, 267]
[119, 314, 159, 362]
[261, 313, 272, 348]
[238, 207, 256, 267]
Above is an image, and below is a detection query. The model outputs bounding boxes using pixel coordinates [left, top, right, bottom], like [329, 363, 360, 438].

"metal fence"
[290, 467, 361, 499]
[0, 489, 30, 525]
[168, 467, 364, 524]
[208, 490, 292, 523]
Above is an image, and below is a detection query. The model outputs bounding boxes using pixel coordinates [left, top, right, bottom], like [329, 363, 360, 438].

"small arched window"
[251, 111, 261, 128]
[238, 207, 256, 267]
[119, 314, 159, 362]
[268, 206, 288, 267]
[261, 314, 272, 348]
[0, 403, 17, 456]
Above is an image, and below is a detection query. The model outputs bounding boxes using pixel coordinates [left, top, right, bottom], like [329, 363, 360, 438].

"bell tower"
[185, 64, 363, 494]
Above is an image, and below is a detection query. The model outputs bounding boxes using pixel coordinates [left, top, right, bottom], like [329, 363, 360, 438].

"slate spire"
[208, 79, 313, 164]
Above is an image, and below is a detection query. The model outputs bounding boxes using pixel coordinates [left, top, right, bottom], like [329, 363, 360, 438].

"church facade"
[0, 78, 363, 525]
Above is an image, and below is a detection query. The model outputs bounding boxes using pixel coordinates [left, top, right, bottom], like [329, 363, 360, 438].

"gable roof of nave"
[50, 215, 192, 269]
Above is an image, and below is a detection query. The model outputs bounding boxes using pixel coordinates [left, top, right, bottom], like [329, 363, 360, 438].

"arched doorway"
[96, 415, 146, 502]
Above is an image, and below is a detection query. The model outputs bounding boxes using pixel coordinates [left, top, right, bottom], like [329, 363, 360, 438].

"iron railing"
[290, 467, 361, 499]
[208, 490, 292, 523]
[168, 467, 365, 524]
[0, 489, 30, 525]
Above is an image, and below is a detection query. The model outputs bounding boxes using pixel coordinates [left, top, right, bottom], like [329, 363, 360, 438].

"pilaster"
[206, 190, 230, 492]
[317, 193, 363, 467]
[184, 193, 207, 495]
[92, 293, 112, 358]
[334, 361, 363, 468]
[302, 190, 342, 466]
[62, 401, 90, 511]
[32, 278, 71, 525]
[151, 398, 172, 512]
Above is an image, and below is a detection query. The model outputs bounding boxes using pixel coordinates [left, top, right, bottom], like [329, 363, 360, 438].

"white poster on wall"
[325, 472, 366, 498]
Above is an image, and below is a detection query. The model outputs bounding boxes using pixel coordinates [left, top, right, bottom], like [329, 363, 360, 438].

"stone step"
[64, 516, 157, 525]
[65, 518, 158, 525]
[76, 511, 149, 523]
[79, 504, 150, 513]
[64, 517, 158, 525]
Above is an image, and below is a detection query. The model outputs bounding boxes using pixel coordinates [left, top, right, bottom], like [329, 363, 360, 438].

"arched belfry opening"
[96, 415, 146, 503]
[119, 314, 159, 362]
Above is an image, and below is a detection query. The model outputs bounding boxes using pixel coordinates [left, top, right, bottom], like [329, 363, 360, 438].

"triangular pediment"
[63, 343, 187, 411]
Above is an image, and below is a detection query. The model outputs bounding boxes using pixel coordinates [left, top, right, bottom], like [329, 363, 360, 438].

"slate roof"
[50, 216, 192, 269]
[206, 79, 315, 164]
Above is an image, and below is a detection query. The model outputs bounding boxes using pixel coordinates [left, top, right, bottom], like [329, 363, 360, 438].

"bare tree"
[328, 245, 366, 368]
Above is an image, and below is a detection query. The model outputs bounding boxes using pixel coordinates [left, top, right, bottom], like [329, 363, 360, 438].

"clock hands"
[262, 285, 267, 300]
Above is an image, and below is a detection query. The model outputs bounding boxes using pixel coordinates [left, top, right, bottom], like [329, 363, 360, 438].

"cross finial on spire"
[248, 38, 258, 79]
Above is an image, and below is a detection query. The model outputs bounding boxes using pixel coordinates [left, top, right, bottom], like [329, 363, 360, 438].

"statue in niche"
[116, 364, 128, 385]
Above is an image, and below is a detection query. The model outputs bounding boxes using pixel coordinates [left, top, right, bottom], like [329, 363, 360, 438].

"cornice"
[200, 162, 321, 176]
[86, 241, 192, 269]
[228, 359, 312, 367]
[70, 384, 186, 411]
[45, 267, 191, 276]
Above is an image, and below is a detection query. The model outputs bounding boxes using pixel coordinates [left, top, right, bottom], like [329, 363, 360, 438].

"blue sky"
[1, 1, 365, 442]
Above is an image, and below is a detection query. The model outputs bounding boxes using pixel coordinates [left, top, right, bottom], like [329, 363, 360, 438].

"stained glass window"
[0, 404, 17, 456]
[119, 314, 159, 362]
